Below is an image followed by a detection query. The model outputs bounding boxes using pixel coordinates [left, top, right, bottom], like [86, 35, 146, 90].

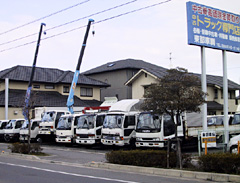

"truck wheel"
[230, 145, 238, 154]
[37, 137, 43, 144]
[129, 138, 136, 150]
[4, 135, 10, 142]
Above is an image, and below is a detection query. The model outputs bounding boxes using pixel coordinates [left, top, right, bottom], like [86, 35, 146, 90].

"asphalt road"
[0, 155, 216, 183]
[0, 143, 234, 183]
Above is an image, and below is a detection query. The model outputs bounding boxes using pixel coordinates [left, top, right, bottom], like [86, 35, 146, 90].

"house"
[125, 68, 240, 115]
[84, 58, 168, 101]
[84, 59, 240, 115]
[0, 65, 109, 119]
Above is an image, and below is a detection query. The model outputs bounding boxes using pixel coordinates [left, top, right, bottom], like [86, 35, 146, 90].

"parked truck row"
[1, 99, 240, 153]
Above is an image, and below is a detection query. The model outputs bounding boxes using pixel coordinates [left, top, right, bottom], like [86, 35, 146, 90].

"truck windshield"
[77, 115, 95, 129]
[0, 121, 8, 129]
[5, 120, 16, 129]
[57, 117, 72, 130]
[103, 114, 124, 129]
[21, 120, 29, 129]
[137, 113, 161, 130]
[232, 114, 240, 125]
[42, 111, 56, 122]
[207, 116, 224, 126]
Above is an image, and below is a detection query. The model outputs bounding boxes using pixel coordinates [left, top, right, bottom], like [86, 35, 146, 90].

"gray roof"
[145, 69, 240, 90]
[83, 58, 168, 75]
[0, 89, 102, 107]
[91, 59, 240, 90]
[0, 65, 109, 87]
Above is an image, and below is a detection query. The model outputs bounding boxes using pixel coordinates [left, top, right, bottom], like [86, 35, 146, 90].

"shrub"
[198, 153, 240, 174]
[106, 149, 177, 168]
[8, 143, 43, 154]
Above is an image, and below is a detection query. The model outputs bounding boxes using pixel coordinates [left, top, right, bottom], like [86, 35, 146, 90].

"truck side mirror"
[117, 118, 121, 125]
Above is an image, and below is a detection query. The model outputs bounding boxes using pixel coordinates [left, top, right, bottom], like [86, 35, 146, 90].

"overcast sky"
[0, 0, 239, 84]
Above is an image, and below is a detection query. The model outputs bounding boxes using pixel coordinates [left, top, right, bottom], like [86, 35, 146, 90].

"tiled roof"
[96, 59, 240, 90]
[0, 65, 109, 87]
[146, 69, 240, 90]
[0, 89, 102, 107]
[83, 58, 168, 75]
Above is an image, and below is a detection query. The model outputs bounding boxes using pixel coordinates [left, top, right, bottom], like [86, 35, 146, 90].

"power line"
[0, 0, 172, 53]
[0, 0, 90, 36]
[94, 0, 171, 24]
[0, 0, 137, 47]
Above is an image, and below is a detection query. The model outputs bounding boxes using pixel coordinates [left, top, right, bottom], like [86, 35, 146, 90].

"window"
[229, 91, 235, 99]
[214, 89, 218, 99]
[96, 115, 105, 127]
[124, 116, 135, 128]
[163, 115, 175, 136]
[33, 85, 40, 89]
[15, 120, 24, 129]
[81, 87, 93, 97]
[45, 85, 55, 89]
[63, 86, 70, 93]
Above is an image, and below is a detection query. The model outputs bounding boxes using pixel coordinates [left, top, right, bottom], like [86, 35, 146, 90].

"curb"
[85, 162, 240, 183]
[0, 152, 40, 160]
[1, 152, 240, 183]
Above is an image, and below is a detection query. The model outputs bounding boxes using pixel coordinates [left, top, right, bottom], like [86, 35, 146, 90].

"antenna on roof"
[169, 52, 174, 69]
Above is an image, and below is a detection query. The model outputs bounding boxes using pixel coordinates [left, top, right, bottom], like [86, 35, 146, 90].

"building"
[84, 58, 168, 101]
[84, 59, 240, 115]
[125, 68, 240, 115]
[0, 65, 109, 119]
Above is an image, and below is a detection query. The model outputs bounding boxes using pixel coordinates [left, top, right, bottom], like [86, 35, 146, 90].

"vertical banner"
[186, 1, 240, 53]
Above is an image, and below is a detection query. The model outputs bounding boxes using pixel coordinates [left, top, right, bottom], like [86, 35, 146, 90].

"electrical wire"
[0, 0, 90, 36]
[0, 0, 172, 53]
[0, 0, 137, 47]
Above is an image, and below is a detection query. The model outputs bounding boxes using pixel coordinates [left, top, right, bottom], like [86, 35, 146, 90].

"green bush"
[198, 153, 240, 174]
[106, 149, 177, 168]
[8, 143, 43, 154]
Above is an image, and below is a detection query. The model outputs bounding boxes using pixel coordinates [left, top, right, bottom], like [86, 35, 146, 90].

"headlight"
[154, 138, 160, 141]
[136, 137, 142, 141]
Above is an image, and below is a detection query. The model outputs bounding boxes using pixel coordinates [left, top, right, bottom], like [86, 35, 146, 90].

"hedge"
[106, 149, 178, 168]
[198, 153, 240, 174]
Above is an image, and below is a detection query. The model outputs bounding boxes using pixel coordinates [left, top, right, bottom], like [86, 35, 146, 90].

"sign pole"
[201, 46, 208, 132]
[222, 50, 229, 145]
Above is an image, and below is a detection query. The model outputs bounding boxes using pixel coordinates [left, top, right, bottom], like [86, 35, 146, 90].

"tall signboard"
[186, 2, 240, 146]
[187, 1, 240, 53]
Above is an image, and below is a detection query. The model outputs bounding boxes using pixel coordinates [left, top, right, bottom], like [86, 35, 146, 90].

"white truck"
[55, 113, 81, 144]
[0, 120, 9, 141]
[19, 119, 42, 142]
[3, 119, 25, 142]
[38, 110, 70, 142]
[135, 112, 184, 148]
[228, 112, 240, 153]
[101, 99, 143, 147]
[135, 111, 240, 149]
[76, 112, 107, 145]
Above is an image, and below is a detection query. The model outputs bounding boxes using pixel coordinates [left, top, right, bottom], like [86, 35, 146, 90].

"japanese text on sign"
[186, 1, 240, 53]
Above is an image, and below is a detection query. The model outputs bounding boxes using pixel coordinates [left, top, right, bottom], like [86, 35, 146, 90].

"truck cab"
[101, 99, 142, 147]
[19, 119, 41, 142]
[135, 112, 184, 148]
[4, 119, 25, 142]
[0, 120, 9, 141]
[55, 113, 81, 144]
[231, 113, 240, 125]
[38, 110, 70, 142]
[76, 113, 106, 145]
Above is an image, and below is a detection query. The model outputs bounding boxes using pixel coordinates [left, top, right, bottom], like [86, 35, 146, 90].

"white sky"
[0, 0, 240, 84]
